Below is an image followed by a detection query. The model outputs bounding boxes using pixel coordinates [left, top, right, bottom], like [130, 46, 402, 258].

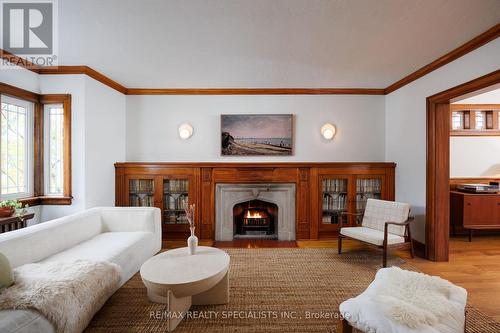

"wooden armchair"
[338, 198, 414, 267]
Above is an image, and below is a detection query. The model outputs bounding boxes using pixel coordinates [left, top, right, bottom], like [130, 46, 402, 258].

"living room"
[0, 1, 499, 332]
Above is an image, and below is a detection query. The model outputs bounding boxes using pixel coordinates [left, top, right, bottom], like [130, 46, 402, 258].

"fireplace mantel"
[115, 162, 396, 240]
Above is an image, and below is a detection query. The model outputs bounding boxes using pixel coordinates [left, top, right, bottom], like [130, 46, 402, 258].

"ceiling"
[57, 0, 500, 88]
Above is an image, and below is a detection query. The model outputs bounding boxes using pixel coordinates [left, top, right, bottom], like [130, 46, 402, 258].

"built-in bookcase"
[116, 163, 395, 240]
[321, 178, 348, 226]
[355, 177, 382, 225]
[128, 178, 154, 207]
[163, 179, 189, 224]
[123, 170, 197, 240]
[318, 172, 388, 238]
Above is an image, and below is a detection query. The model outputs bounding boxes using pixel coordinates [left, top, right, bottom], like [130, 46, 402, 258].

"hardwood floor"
[163, 235, 500, 322]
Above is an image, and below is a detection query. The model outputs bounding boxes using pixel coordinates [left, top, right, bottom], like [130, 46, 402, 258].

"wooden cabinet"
[115, 163, 395, 241]
[315, 168, 393, 239]
[450, 191, 500, 241]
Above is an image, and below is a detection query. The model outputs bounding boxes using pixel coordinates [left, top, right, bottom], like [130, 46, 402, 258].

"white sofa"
[0, 207, 162, 333]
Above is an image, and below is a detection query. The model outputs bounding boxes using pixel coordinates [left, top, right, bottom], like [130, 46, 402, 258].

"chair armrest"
[384, 216, 414, 227]
[383, 217, 414, 244]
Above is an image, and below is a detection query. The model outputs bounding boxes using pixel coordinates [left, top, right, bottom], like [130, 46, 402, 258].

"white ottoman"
[339, 267, 467, 333]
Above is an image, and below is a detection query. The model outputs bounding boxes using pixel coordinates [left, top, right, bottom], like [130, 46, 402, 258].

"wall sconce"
[178, 123, 193, 140]
[321, 123, 336, 140]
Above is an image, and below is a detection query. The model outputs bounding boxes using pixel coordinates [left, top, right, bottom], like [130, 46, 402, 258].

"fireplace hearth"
[233, 199, 277, 239]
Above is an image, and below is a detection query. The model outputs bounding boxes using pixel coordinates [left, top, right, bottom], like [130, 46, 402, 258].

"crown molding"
[1, 23, 498, 96]
[125, 88, 385, 95]
[384, 23, 500, 94]
[37, 66, 128, 94]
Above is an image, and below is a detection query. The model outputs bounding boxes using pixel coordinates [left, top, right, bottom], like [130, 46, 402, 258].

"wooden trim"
[426, 69, 500, 262]
[0, 82, 40, 103]
[20, 196, 72, 206]
[2, 24, 499, 96]
[125, 88, 385, 95]
[451, 104, 500, 111]
[385, 23, 500, 94]
[0, 49, 40, 73]
[38, 66, 128, 94]
[450, 130, 500, 136]
[33, 102, 44, 196]
[40, 94, 72, 199]
[115, 162, 397, 168]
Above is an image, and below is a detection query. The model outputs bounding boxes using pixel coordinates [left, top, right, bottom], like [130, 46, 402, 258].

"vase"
[187, 227, 198, 255]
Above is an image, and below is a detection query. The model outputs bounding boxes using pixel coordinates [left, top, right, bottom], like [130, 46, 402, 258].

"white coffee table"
[140, 246, 230, 331]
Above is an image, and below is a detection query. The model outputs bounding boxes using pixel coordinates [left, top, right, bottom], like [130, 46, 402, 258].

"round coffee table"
[140, 246, 230, 331]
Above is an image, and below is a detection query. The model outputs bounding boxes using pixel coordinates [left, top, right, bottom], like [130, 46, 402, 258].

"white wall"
[126, 95, 386, 162]
[385, 38, 500, 243]
[450, 87, 500, 178]
[450, 137, 500, 177]
[84, 77, 126, 208]
[0, 65, 40, 93]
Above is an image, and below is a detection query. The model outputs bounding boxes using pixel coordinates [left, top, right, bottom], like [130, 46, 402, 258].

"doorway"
[426, 69, 500, 261]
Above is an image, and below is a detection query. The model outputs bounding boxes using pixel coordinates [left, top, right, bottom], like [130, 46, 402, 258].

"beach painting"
[221, 114, 293, 156]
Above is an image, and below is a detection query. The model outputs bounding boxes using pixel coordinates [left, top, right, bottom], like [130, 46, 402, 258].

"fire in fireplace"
[233, 199, 277, 239]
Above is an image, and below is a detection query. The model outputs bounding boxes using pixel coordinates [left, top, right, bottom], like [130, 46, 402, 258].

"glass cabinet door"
[355, 177, 383, 225]
[128, 178, 154, 207]
[321, 178, 348, 228]
[163, 178, 189, 225]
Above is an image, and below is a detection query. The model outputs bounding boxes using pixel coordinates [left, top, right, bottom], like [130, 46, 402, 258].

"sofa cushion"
[41, 231, 155, 285]
[0, 310, 54, 333]
[340, 227, 405, 246]
[0, 253, 14, 290]
[0, 209, 103, 268]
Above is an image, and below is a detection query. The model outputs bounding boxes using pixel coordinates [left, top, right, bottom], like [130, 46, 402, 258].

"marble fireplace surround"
[215, 183, 296, 241]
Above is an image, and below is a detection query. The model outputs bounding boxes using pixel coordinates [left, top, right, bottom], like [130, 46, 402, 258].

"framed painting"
[221, 114, 293, 156]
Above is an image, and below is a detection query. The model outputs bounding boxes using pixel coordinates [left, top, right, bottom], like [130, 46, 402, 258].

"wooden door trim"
[426, 69, 500, 261]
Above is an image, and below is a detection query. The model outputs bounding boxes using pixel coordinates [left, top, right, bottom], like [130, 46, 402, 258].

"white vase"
[187, 227, 198, 255]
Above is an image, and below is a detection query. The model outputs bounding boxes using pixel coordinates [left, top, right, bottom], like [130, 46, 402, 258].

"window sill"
[19, 196, 73, 206]
[450, 130, 500, 136]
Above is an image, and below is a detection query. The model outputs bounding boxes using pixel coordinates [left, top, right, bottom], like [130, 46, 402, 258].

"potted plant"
[0, 200, 24, 218]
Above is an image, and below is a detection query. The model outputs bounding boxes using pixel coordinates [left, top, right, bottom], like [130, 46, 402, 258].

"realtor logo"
[0, 0, 58, 67]
[2, 1, 53, 54]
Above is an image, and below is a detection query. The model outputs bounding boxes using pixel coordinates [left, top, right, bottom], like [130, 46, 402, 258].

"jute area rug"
[85, 248, 500, 333]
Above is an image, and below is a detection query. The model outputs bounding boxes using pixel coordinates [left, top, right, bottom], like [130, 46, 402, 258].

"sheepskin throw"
[0, 260, 121, 333]
[370, 267, 466, 328]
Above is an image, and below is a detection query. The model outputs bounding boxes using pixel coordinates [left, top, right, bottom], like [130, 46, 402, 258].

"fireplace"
[233, 199, 278, 239]
[215, 183, 295, 241]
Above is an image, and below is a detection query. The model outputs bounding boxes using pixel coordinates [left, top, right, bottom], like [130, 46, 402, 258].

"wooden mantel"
[115, 162, 396, 240]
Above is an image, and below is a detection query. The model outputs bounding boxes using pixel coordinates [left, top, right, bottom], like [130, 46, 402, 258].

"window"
[475, 111, 485, 130]
[0, 96, 33, 199]
[451, 112, 463, 130]
[44, 104, 64, 195]
[0, 82, 72, 205]
[450, 105, 500, 136]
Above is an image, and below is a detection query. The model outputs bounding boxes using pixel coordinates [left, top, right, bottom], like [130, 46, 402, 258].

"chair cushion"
[339, 267, 467, 333]
[340, 227, 405, 246]
[362, 199, 410, 236]
[40, 231, 155, 285]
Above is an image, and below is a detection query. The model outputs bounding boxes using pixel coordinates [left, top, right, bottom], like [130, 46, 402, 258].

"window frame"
[0, 95, 34, 199]
[450, 104, 500, 136]
[0, 82, 72, 206]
